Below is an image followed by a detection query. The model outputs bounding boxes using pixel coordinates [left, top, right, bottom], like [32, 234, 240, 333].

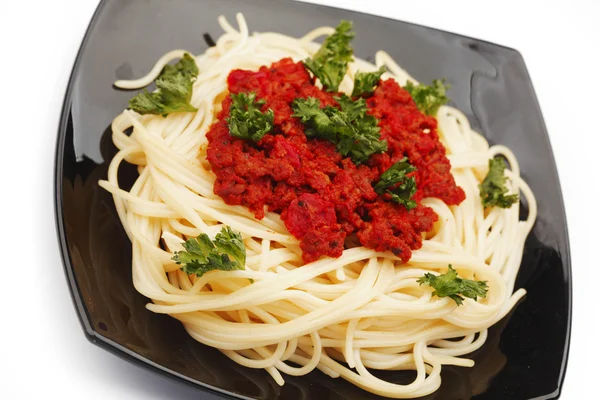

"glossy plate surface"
[55, 0, 571, 398]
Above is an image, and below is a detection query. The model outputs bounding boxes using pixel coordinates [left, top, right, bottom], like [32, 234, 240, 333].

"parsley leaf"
[172, 227, 246, 277]
[304, 20, 355, 92]
[479, 157, 519, 208]
[352, 66, 386, 97]
[404, 79, 449, 116]
[417, 265, 489, 306]
[226, 92, 274, 142]
[129, 53, 199, 116]
[292, 95, 387, 164]
[292, 97, 338, 142]
[373, 157, 418, 209]
[160, 53, 199, 79]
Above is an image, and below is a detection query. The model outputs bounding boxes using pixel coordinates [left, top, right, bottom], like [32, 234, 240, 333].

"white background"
[1, 0, 597, 398]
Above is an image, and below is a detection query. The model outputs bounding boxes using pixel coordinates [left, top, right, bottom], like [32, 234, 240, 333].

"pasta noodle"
[98, 13, 537, 398]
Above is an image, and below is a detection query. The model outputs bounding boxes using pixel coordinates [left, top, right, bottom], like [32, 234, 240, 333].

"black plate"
[54, 0, 572, 399]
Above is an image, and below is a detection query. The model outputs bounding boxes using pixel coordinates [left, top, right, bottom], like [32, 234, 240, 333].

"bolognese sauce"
[206, 58, 465, 263]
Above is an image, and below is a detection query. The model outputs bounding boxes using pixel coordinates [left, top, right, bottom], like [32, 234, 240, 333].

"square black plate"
[54, 0, 571, 399]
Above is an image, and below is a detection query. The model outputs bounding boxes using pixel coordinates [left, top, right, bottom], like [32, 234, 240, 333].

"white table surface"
[2, 0, 597, 398]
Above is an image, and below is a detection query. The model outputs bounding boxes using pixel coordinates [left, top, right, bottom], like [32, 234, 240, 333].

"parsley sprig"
[304, 20, 355, 92]
[172, 227, 246, 277]
[352, 67, 386, 97]
[479, 157, 519, 208]
[292, 95, 387, 164]
[404, 79, 449, 116]
[129, 53, 199, 116]
[373, 157, 418, 209]
[226, 92, 274, 141]
[418, 265, 489, 306]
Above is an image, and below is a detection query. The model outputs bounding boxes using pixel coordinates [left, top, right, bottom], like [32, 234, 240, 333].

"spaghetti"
[99, 13, 536, 398]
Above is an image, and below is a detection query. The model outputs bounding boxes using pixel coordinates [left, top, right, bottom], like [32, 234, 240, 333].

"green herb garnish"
[373, 157, 418, 210]
[479, 157, 519, 208]
[352, 66, 386, 97]
[304, 20, 355, 92]
[417, 265, 489, 306]
[129, 53, 199, 116]
[404, 79, 449, 116]
[172, 227, 246, 277]
[292, 95, 387, 164]
[226, 92, 274, 142]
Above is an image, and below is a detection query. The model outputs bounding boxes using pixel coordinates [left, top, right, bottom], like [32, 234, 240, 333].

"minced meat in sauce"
[206, 58, 465, 263]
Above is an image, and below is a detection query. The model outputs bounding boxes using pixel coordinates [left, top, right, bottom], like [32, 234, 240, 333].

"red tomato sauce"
[206, 58, 465, 263]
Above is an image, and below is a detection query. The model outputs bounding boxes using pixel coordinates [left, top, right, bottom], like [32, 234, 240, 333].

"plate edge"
[53, 0, 108, 341]
[505, 50, 573, 400]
